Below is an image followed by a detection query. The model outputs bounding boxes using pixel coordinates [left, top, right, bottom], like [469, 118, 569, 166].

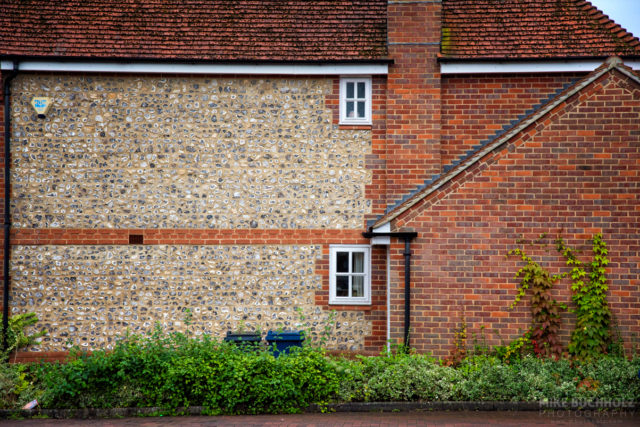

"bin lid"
[225, 331, 261, 340]
[266, 330, 305, 341]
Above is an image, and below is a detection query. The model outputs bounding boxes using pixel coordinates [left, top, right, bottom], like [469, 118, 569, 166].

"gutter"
[2, 61, 18, 354]
[362, 231, 417, 350]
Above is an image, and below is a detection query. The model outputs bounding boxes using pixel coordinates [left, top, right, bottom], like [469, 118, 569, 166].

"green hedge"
[37, 332, 340, 414]
[333, 353, 640, 403]
[1, 332, 639, 414]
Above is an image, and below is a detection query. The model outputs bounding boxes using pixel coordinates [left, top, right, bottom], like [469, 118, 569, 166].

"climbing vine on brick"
[508, 244, 567, 358]
[556, 234, 611, 359]
[508, 233, 613, 360]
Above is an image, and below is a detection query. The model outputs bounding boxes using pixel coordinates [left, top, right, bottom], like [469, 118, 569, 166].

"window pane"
[352, 252, 364, 273]
[352, 276, 364, 297]
[357, 82, 365, 98]
[346, 101, 355, 118]
[357, 101, 365, 118]
[346, 82, 354, 99]
[336, 252, 349, 273]
[336, 275, 349, 296]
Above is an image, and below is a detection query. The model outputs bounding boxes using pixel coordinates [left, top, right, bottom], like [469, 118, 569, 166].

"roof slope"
[374, 57, 640, 228]
[442, 0, 640, 59]
[0, 0, 387, 61]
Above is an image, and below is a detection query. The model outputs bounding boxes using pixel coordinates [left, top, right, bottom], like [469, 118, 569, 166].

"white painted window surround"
[339, 76, 372, 125]
[329, 245, 371, 305]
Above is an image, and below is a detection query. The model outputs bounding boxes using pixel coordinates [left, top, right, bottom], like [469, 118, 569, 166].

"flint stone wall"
[11, 74, 371, 229]
[11, 245, 370, 351]
[8, 74, 374, 352]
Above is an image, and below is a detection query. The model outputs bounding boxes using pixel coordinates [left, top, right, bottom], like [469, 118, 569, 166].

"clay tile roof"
[0, 0, 387, 61]
[442, 0, 640, 59]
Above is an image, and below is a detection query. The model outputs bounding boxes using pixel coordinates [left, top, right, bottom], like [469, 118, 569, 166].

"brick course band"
[11, 228, 371, 246]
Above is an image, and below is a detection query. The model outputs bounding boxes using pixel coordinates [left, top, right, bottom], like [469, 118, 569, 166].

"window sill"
[327, 304, 373, 311]
[338, 124, 372, 130]
[329, 300, 371, 305]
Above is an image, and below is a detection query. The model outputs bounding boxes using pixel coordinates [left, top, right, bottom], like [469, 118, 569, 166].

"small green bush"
[347, 352, 460, 402]
[330, 353, 640, 404]
[0, 312, 47, 361]
[575, 356, 640, 401]
[0, 363, 42, 409]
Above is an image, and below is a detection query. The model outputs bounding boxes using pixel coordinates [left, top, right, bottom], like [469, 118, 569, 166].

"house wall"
[5, 73, 380, 352]
[441, 73, 584, 167]
[390, 69, 640, 357]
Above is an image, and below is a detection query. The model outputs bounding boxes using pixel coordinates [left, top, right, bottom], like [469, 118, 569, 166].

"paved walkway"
[4, 410, 639, 427]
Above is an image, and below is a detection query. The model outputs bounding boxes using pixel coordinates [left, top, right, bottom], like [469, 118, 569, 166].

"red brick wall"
[0, 74, 6, 312]
[389, 68, 640, 357]
[441, 73, 584, 167]
[11, 351, 69, 364]
[368, 76, 389, 219]
[386, 1, 442, 204]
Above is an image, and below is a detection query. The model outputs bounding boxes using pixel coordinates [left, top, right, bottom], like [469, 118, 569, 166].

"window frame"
[329, 244, 371, 305]
[339, 76, 372, 125]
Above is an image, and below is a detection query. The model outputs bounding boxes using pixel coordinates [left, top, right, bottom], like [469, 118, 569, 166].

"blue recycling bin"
[266, 330, 305, 356]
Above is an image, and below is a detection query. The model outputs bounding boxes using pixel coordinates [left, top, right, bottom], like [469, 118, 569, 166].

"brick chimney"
[385, 0, 442, 205]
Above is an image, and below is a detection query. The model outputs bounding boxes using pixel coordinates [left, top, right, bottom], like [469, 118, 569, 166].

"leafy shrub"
[0, 312, 47, 361]
[575, 356, 640, 401]
[359, 353, 460, 401]
[329, 353, 640, 404]
[39, 328, 342, 414]
[0, 363, 42, 409]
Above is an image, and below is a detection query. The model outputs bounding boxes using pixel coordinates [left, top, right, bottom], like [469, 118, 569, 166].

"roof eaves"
[0, 53, 395, 65]
[372, 57, 637, 229]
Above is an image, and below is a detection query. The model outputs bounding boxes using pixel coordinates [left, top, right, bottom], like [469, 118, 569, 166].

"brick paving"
[4, 411, 639, 427]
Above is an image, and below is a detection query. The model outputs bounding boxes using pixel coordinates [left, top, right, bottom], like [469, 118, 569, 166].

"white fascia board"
[0, 60, 388, 75]
[440, 60, 640, 74]
[373, 223, 390, 233]
[370, 222, 391, 245]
